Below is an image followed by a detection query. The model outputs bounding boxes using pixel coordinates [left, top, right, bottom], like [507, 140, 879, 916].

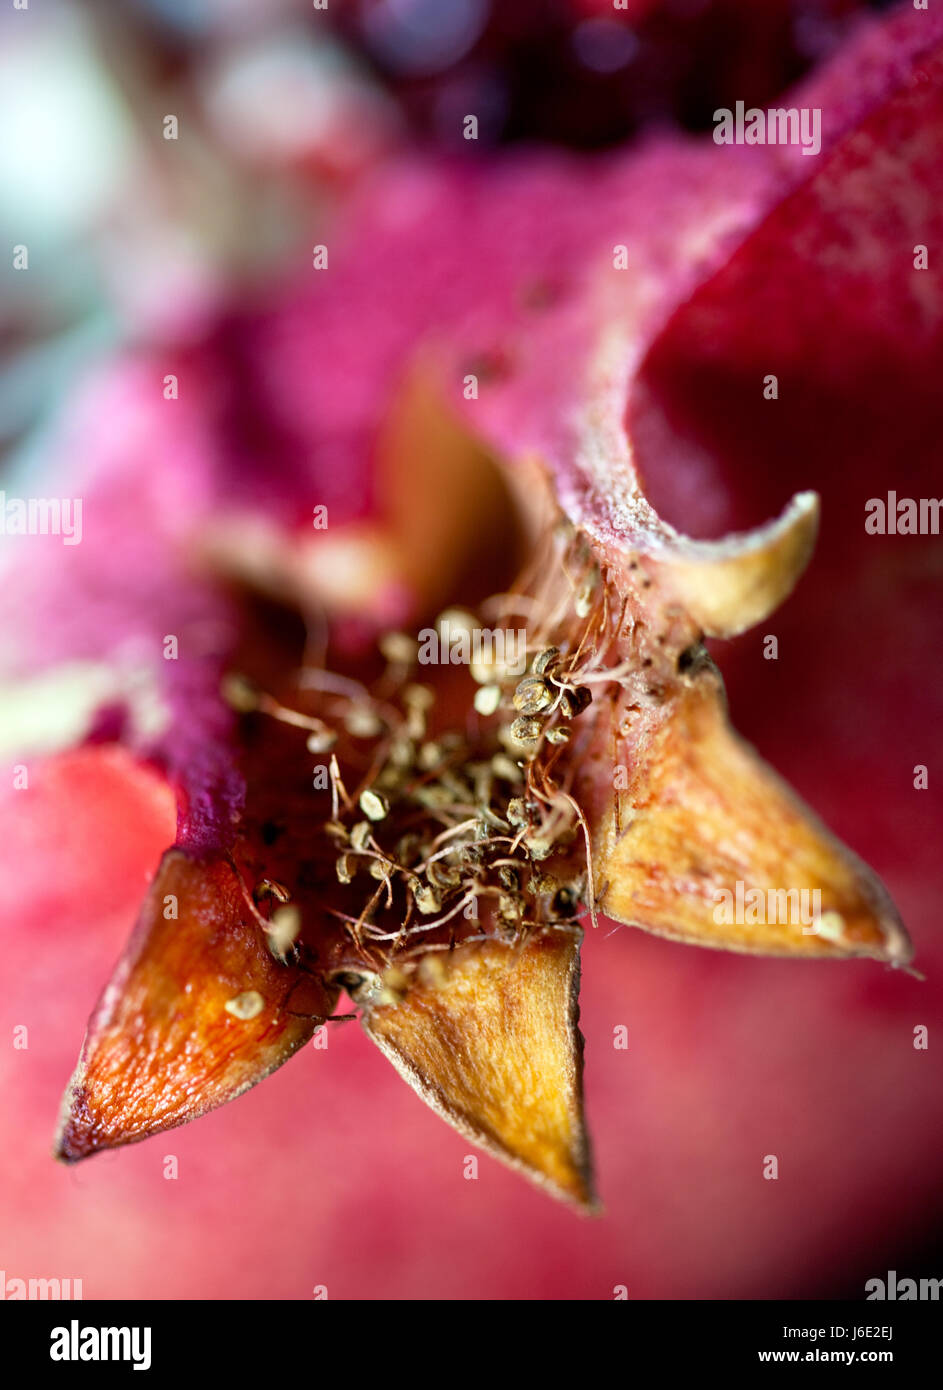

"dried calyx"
[221, 519, 618, 1008]
[55, 468, 911, 1211]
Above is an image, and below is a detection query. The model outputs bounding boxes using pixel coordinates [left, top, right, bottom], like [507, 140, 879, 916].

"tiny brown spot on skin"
[463, 349, 512, 384]
[519, 278, 563, 312]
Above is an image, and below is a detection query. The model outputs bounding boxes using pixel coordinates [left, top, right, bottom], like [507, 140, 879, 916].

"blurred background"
[0, 0, 892, 468]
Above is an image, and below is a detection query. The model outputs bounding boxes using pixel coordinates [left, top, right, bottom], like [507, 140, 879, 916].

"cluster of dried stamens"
[222, 524, 629, 999]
